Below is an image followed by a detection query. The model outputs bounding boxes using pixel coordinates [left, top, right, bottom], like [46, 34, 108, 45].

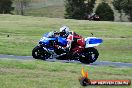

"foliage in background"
[112, 0, 125, 21]
[64, 0, 86, 19]
[86, 0, 96, 14]
[113, 0, 132, 22]
[64, 0, 96, 19]
[122, 0, 132, 21]
[0, 0, 14, 14]
[95, 2, 114, 21]
[13, 0, 30, 15]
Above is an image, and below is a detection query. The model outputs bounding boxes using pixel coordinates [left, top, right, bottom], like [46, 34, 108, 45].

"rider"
[59, 26, 85, 53]
[59, 26, 70, 38]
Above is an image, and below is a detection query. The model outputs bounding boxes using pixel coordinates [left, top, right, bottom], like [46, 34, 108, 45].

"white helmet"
[59, 26, 70, 37]
[60, 26, 70, 33]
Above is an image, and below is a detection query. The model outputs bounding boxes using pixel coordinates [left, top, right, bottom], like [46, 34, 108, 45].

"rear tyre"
[80, 47, 99, 64]
[32, 46, 50, 60]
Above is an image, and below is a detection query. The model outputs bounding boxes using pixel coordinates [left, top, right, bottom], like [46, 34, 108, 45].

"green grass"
[13, 0, 65, 18]
[0, 58, 131, 88]
[0, 14, 132, 63]
[25, 5, 65, 18]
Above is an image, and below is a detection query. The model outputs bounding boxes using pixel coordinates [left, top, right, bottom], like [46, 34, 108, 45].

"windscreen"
[43, 32, 55, 38]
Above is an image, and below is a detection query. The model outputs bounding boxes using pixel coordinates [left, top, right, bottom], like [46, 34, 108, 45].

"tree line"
[65, 0, 132, 21]
[0, 0, 30, 15]
[0, 0, 132, 21]
[113, 0, 132, 21]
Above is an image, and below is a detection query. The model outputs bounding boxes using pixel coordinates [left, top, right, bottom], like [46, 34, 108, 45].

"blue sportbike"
[32, 32, 103, 64]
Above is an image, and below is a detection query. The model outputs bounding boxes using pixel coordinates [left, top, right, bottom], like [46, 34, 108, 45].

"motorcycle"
[32, 32, 103, 64]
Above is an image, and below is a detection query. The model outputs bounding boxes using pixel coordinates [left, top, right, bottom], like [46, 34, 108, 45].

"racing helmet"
[59, 26, 70, 37]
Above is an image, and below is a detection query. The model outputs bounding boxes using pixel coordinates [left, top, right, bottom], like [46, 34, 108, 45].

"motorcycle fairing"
[39, 37, 57, 45]
[85, 37, 103, 48]
[57, 36, 67, 47]
[39, 32, 57, 45]
[39, 32, 67, 48]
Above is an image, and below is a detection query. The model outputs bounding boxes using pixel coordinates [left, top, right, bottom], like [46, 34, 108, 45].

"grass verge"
[0, 58, 132, 88]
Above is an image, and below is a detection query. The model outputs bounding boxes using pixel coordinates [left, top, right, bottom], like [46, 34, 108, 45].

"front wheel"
[32, 46, 51, 60]
[80, 47, 99, 64]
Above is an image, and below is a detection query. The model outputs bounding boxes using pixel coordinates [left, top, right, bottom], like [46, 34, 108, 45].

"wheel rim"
[88, 51, 96, 60]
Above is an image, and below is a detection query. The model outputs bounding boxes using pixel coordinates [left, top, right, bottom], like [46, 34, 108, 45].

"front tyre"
[80, 47, 99, 64]
[32, 46, 50, 60]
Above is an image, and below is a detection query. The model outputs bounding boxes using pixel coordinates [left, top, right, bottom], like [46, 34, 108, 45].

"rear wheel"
[32, 46, 51, 60]
[80, 47, 99, 64]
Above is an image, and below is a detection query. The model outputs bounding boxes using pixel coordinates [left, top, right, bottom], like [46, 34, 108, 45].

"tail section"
[85, 37, 103, 48]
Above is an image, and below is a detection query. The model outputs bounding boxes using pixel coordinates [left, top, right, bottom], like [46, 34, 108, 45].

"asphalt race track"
[0, 54, 132, 68]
